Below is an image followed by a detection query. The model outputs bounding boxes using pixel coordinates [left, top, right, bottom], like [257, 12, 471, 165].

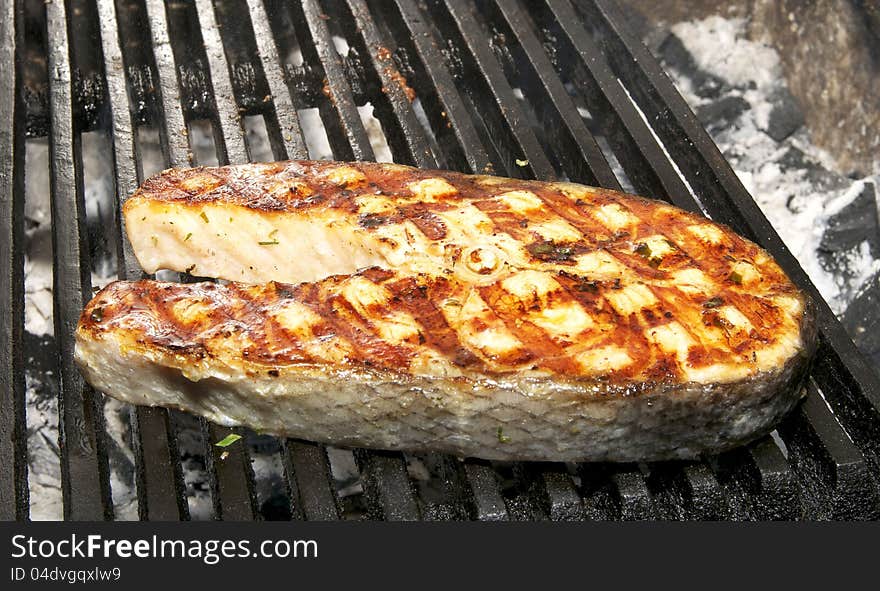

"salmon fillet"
[75, 160, 816, 461]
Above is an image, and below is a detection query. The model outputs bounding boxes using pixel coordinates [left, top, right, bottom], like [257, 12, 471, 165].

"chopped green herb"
[200, 211, 209, 223]
[184, 232, 193, 242]
[269, 228, 279, 239]
[258, 239, 280, 246]
[497, 426, 511, 443]
[215, 433, 242, 448]
[530, 242, 554, 255]
[728, 271, 743, 285]
[634, 243, 662, 267]
[703, 296, 724, 309]
[712, 316, 729, 329]
[444, 298, 462, 307]
[527, 240, 576, 261]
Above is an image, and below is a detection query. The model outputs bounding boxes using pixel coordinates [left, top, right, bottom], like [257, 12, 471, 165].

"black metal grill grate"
[2, 0, 880, 521]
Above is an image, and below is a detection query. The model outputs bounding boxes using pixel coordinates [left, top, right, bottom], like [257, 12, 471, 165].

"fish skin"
[74, 160, 817, 461]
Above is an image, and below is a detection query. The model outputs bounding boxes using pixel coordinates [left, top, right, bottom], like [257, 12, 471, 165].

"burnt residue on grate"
[3, 0, 880, 521]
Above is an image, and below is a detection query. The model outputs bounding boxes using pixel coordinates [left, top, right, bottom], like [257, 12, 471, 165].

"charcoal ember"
[696, 95, 750, 133]
[658, 31, 693, 71]
[819, 182, 880, 259]
[658, 34, 726, 98]
[778, 145, 855, 192]
[777, 146, 809, 171]
[842, 271, 880, 370]
[766, 87, 805, 141]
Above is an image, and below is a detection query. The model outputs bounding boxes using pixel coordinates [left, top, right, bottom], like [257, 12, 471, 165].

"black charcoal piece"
[842, 271, 880, 369]
[766, 87, 805, 141]
[696, 95, 750, 132]
[658, 34, 726, 98]
[819, 181, 879, 259]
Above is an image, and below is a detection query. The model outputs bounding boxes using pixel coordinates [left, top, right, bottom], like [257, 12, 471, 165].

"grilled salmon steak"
[75, 160, 816, 461]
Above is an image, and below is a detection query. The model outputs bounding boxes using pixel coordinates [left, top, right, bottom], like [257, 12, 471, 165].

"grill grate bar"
[480, 0, 621, 190]
[576, 465, 616, 519]
[194, 0, 249, 165]
[237, 0, 339, 522]
[0, 0, 29, 521]
[374, 0, 519, 520]
[129, 407, 189, 520]
[283, 0, 421, 521]
[677, 463, 731, 520]
[293, 0, 373, 160]
[245, 0, 309, 160]
[333, 0, 479, 520]
[144, 0, 191, 169]
[609, 466, 657, 521]
[192, 0, 261, 520]
[736, 438, 799, 520]
[283, 440, 340, 520]
[46, 0, 113, 520]
[416, 456, 469, 521]
[339, 0, 434, 168]
[672, 463, 731, 520]
[203, 425, 258, 520]
[716, 441, 800, 520]
[355, 450, 420, 520]
[96, 0, 150, 279]
[383, 0, 492, 174]
[611, 467, 655, 520]
[461, 461, 508, 521]
[142, 0, 218, 522]
[778, 385, 880, 519]
[529, 465, 584, 521]
[809, 340, 880, 495]
[744, 439, 801, 520]
[436, 0, 554, 179]
[144, 0, 248, 521]
[96, 0, 189, 521]
[536, 0, 696, 211]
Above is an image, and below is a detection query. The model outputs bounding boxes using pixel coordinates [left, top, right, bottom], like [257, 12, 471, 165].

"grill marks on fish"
[110, 160, 808, 386]
[81, 268, 800, 386]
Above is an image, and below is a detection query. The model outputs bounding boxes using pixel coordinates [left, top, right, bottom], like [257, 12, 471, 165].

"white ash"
[661, 16, 879, 313]
[23, 137, 137, 520]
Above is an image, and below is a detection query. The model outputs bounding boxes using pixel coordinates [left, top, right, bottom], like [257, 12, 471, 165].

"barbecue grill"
[2, 0, 880, 522]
